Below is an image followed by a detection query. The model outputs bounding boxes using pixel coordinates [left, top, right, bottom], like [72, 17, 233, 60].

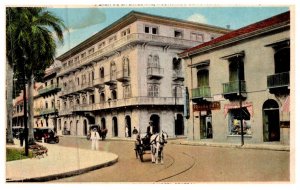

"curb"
[6, 156, 118, 182]
[171, 141, 290, 152]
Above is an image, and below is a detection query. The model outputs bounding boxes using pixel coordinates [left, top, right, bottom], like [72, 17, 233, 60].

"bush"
[6, 148, 33, 161]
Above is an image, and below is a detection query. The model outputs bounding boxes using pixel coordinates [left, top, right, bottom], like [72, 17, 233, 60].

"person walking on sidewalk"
[90, 128, 100, 150]
[19, 129, 25, 147]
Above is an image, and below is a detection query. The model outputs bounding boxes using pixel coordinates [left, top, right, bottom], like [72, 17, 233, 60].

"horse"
[150, 130, 168, 164]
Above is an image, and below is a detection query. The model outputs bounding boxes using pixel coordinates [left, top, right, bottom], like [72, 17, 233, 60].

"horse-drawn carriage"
[87, 124, 108, 141]
[134, 131, 168, 164]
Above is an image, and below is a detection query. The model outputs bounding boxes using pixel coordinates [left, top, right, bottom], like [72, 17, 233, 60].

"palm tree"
[6, 7, 65, 145]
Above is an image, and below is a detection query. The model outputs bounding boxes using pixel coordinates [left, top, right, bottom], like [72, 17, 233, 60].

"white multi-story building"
[179, 11, 291, 145]
[55, 11, 229, 138]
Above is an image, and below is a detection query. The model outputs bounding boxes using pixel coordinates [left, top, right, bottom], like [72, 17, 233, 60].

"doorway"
[200, 111, 212, 139]
[112, 117, 118, 137]
[175, 114, 184, 136]
[150, 114, 160, 134]
[263, 99, 280, 141]
[125, 115, 132, 137]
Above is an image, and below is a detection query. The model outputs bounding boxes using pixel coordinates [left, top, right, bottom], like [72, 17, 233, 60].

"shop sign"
[193, 101, 221, 112]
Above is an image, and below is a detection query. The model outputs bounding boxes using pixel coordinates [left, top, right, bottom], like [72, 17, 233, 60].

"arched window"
[153, 55, 159, 67]
[123, 58, 130, 77]
[100, 92, 105, 103]
[147, 55, 153, 67]
[111, 90, 117, 100]
[100, 67, 105, 78]
[111, 62, 116, 80]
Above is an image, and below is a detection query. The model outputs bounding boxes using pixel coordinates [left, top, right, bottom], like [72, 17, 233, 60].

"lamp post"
[22, 55, 29, 156]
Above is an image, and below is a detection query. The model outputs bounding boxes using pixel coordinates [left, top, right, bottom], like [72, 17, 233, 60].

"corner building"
[180, 11, 291, 145]
[55, 11, 229, 138]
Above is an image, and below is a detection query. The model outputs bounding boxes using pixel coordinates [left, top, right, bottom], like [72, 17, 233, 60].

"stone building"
[179, 11, 291, 145]
[55, 11, 229, 138]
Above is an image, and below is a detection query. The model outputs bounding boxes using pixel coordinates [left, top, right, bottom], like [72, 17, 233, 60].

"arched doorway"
[70, 121, 73, 135]
[263, 99, 280, 141]
[175, 114, 184, 136]
[125, 116, 132, 137]
[112, 117, 118, 137]
[76, 120, 79, 135]
[101, 118, 106, 129]
[150, 114, 160, 134]
[83, 120, 88, 136]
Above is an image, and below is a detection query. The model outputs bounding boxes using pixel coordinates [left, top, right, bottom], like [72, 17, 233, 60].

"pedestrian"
[19, 129, 24, 147]
[132, 127, 138, 139]
[125, 125, 129, 138]
[90, 128, 100, 150]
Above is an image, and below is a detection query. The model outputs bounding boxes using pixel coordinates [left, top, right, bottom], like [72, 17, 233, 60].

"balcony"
[40, 108, 58, 116]
[267, 72, 290, 94]
[147, 67, 164, 79]
[222, 80, 247, 100]
[38, 84, 61, 96]
[116, 70, 130, 82]
[104, 74, 117, 85]
[58, 33, 200, 77]
[72, 104, 93, 112]
[78, 81, 94, 92]
[191, 86, 211, 102]
[172, 70, 184, 81]
[93, 78, 105, 88]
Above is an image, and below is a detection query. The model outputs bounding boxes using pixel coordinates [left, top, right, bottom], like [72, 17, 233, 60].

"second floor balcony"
[40, 108, 58, 116]
[172, 70, 184, 81]
[38, 84, 61, 96]
[104, 74, 117, 85]
[222, 80, 247, 100]
[191, 86, 211, 102]
[147, 67, 164, 79]
[267, 71, 290, 94]
[116, 70, 130, 82]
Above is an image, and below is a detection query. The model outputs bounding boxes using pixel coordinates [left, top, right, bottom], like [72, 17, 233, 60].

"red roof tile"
[180, 11, 290, 56]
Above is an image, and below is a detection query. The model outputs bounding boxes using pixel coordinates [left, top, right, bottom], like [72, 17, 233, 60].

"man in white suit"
[90, 128, 101, 150]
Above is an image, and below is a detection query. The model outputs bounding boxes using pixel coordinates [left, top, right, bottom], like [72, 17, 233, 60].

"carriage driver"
[146, 121, 154, 136]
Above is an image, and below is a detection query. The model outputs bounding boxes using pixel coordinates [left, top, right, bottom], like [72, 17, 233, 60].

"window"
[229, 58, 244, 82]
[148, 84, 159, 97]
[173, 58, 182, 75]
[111, 62, 117, 80]
[81, 52, 86, 58]
[148, 54, 160, 68]
[123, 58, 130, 77]
[82, 95, 87, 104]
[228, 108, 251, 136]
[144, 25, 158, 35]
[100, 92, 105, 103]
[100, 67, 104, 78]
[51, 100, 54, 108]
[76, 77, 80, 85]
[89, 94, 95, 104]
[45, 82, 48, 87]
[57, 100, 60, 109]
[191, 33, 204, 42]
[174, 30, 183, 38]
[68, 59, 73, 66]
[75, 56, 79, 62]
[124, 85, 131, 98]
[111, 90, 117, 100]
[121, 28, 130, 37]
[173, 86, 182, 97]
[45, 102, 48, 109]
[88, 48, 94, 55]
[109, 35, 117, 43]
[98, 41, 106, 49]
[63, 62, 67, 67]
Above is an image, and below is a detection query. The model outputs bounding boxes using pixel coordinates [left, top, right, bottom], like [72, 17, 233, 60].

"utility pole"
[238, 59, 244, 146]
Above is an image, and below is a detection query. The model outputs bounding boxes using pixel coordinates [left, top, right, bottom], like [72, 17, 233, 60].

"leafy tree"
[6, 7, 65, 145]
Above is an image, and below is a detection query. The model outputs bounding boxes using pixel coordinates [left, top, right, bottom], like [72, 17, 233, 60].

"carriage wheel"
[138, 148, 144, 162]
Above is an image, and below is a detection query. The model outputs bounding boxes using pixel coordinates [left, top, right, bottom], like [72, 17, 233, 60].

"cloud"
[66, 9, 106, 30]
[187, 13, 207, 24]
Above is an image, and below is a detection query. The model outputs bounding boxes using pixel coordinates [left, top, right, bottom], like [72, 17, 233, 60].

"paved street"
[50, 137, 289, 183]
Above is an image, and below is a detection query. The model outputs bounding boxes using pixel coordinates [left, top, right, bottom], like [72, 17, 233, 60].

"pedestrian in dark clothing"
[19, 129, 24, 147]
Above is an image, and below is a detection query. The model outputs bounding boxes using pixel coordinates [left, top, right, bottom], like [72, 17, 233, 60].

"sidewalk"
[6, 140, 118, 182]
[170, 139, 290, 151]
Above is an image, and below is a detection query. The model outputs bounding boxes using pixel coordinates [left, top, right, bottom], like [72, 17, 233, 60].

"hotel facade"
[52, 11, 229, 138]
[179, 11, 291, 145]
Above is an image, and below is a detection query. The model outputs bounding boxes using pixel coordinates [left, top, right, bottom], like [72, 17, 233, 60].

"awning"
[281, 96, 290, 113]
[224, 102, 253, 118]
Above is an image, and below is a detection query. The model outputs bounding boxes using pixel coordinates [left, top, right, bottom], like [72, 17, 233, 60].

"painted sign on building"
[193, 101, 221, 112]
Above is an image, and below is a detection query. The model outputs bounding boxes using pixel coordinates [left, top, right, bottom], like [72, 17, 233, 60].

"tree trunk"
[27, 74, 35, 144]
[6, 61, 14, 144]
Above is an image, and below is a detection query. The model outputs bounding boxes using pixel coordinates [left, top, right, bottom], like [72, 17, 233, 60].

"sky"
[47, 6, 290, 57]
